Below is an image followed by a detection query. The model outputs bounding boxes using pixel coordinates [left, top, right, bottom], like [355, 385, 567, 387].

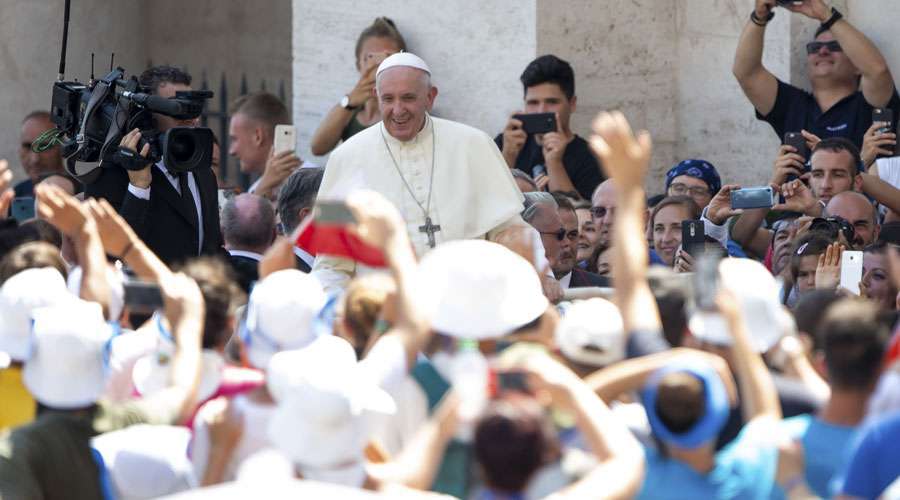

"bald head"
[826, 191, 879, 248]
[591, 179, 617, 250]
[221, 193, 276, 253]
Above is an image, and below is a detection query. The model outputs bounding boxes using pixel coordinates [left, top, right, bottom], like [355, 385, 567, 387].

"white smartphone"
[273, 124, 296, 155]
[839, 251, 864, 295]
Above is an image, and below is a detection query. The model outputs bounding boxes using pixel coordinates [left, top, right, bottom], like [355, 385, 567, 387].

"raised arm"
[588, 111, 661, 333]
[87, 198, 172, 283]
[733, 0, 780, 116]
[346, 190, 429, 369]
[309, 65, 377, 156]
[35, 184, 111, 318]
[859, 172, 900, 215]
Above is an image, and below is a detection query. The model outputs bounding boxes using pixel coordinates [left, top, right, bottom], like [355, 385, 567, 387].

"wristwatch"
[340, 95, 358, 111]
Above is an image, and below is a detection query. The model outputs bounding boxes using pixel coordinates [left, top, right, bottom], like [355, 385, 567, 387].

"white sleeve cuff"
[127, 183, 151, 200]
[700, 206, 729, 248]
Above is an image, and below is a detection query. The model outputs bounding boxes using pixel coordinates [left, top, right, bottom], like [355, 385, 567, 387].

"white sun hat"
[555, 298, 626, 367]
[266, 335, 396, 472]
[415, 240, 548, 339]
[67, 264, 126, 322]
[0, 267, 76, 362]
[688, 258, 784, 352]
[23, 299, 113, 408]
[376, 52, 431, 77]
[91, 424, 196, 499]
[132, 348, 224, 403]
[241, 270, 327, 369]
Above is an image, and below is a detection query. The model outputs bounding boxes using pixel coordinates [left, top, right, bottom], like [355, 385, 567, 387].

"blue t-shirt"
[840, 412, 900, 499]
[638, 420, 779, 500]
[771, 414, 857, 499]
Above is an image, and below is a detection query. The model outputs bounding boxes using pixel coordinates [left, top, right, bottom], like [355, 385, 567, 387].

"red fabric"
[294, 219, 387, 267]
[764, 242, 774, 273]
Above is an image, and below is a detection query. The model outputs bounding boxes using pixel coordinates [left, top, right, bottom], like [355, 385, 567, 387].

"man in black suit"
[83, 66, 223, 265]
[523, 192, 608, 291]
[221, 193, 276, 293]
[276, 167, 324, 273]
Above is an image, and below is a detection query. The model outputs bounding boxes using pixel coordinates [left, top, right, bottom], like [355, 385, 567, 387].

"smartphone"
[783, 131, 809, 159]
[531, 165, 547, 179]
[10, 197, 35, 223]
[124, 280, 164, 315]
[314, 200, 357, 225]
[693, 252, 721, 311]
[681, 220, 706, 256]
[731, 186, 777, 210]
[839, 250, 864, 295]
[513, 113, 557, 135]
[497, 371, 529, 393]
[873, 108, 894, 134]
[273, 124, 296, 155]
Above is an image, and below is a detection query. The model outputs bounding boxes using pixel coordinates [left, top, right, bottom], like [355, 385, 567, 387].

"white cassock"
[312, 114, 532, 291]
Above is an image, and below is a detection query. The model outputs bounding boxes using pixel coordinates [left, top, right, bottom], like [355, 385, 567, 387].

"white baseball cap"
[91, 424, 196, 499]
[267, 335, 395, 471]
[416, 240, 548, 339]
[23, 299, 113, 408]
[242, 270, 327, 368]
[688, 258, 784, 352]
[555, 298, 626, 367]
[0, 267, 76, 362]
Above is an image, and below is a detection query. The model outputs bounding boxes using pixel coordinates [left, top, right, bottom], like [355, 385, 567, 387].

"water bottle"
[450, 339, 488, 441]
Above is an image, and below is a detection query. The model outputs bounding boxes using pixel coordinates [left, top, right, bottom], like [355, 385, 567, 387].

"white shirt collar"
[559, 272, 572, 289]
[293, 246, 314, 268]
[228, 249, 264, 261]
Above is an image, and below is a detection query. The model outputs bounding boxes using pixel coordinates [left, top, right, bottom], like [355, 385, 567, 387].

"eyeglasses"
[539, 228, 575, 241]
[668, 183, 711, 198]
[590, 206, 615, 219]
[806, 40, 842, 55]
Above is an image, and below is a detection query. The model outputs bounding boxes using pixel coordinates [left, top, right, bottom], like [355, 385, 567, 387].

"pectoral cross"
[419, 216, 441, 249]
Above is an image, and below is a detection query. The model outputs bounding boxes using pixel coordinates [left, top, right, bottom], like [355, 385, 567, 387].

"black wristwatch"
[819, 8, 843, 32]
[751, 9, 774, 26]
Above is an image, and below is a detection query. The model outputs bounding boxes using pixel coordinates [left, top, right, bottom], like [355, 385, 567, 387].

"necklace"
[380, 117, 441, 248]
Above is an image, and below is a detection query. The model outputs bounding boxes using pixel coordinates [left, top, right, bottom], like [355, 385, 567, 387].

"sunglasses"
[809, 216, 855, 244]
[540, 228, 578, 241]
[806, 40, 842, 55]
[590, 206, 614, 219]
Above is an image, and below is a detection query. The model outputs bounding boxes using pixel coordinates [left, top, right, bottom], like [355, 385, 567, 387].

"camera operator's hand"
[774, 179, 821, 216]
[254, 146, 302, 200]
[347, 63, 378, 109]
[861, 121, 896, 169]
[502, 112, 527, 168]
[0, 160, 13, 219]
[121, 128, 152, 189]
[772, 145, 807, 186]
[785, 0, 832, 22]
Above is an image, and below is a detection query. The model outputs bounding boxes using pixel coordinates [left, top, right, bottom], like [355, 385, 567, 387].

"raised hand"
[501, 112, 527, 168]
[120, 128, 153, 189]
[589, 111, 652, 189]
[0, 159, 13, 218]
[256, 146, 302, 199]
[773, 179, 820, 216]
[815, 242, 843, 290]
[35, 183, 92, 237]
[348, 63, 378, 108]
[861, 121, 897, 168]
[706, 184, 744, 225]
[772, 145, 807, 186]
[785, 0, 832, 22]
[86, 198, 139, 258]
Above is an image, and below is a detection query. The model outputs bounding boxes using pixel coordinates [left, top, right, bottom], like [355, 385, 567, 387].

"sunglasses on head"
[806, 40, 842, 55]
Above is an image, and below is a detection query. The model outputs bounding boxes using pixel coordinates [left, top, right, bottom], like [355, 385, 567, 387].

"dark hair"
[0, 242, 68, 284]
[354, 17, 407, 69]
[785, 232, 834, 304]
[230, 92, 290, 138]
[139, 65, 192, 95]
[0, 220, 41, 269]
[647, 267, 689, 347]
[793, 289, 841, 351]
[177, 257, 246, 349]
[864, 240, 889, 255]
[655, 372, 706, 433]
[221, 194, 276, 250]
[520, 55, 575, 100]
[820, 299, 889, 389]
[647, 193, 666, 209]
[550, 192, 576, 214]
[878, 222, 900, 246]
[812, 137, 863, 175]
[650, 195, 701, 228]
[474, 396, 558, 494]
[19, 219, 62, 249]
[277, 167, 325, 234]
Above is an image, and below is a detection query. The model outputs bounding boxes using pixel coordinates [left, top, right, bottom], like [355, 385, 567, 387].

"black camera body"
[49, 67, 214, 183]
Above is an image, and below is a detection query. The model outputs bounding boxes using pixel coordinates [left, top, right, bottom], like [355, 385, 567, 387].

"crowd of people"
[1, 0, 900, 498]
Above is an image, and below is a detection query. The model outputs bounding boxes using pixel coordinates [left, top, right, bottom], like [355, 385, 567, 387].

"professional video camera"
[38, 1, 214, 184]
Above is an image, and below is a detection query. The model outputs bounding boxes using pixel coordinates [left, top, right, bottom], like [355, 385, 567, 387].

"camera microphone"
[122, 91, 184, 116]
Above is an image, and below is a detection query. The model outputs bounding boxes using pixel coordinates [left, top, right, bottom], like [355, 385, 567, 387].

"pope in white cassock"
[313, 52, 534, 291]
